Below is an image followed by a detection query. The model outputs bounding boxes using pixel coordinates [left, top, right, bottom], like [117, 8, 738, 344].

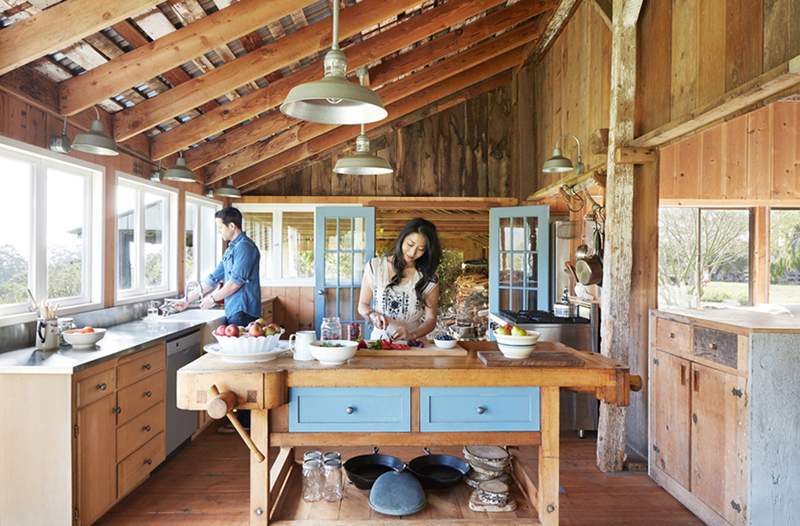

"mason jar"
[322, 458, 343, 502]
[302, 459, 323, 502]
[320, 317, 342, 340]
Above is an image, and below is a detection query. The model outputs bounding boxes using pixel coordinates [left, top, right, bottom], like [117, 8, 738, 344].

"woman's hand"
[369, 311, 389, 330]
[391, 324, 413, 341]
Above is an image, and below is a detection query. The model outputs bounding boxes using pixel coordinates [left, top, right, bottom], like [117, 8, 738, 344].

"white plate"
[204, 342, 290, 363]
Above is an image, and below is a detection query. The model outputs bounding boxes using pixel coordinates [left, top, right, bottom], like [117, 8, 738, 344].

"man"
[184, 206, 261, 326]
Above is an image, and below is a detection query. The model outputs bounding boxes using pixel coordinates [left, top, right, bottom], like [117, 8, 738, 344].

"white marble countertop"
[0, 309, 225, 375]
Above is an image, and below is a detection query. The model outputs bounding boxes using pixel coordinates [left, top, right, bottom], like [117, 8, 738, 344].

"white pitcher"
[289, 330, 316, 361]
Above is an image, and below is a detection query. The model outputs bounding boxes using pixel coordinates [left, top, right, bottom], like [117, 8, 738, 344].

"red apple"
[224, 324, 239, 337]
[215, 324, 227, 336]
[249, 324, 264, 337]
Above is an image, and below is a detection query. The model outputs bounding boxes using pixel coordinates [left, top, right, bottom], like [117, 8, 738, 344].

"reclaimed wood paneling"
[763, 0, 800, 70]
[724, 114, 749, 199]
[725, 0, 763, 91]
[261, 287, 315, 334]
[748, 105, 773, 200]
[636, 0, 671, 135]
[670, 0, 698, 120]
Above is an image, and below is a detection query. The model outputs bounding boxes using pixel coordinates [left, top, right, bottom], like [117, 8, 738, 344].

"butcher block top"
[655, 306, 800, 334]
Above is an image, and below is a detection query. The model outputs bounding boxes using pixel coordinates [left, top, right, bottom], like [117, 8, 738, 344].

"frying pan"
[408, 448, 470, 489]
[344, 447, 406, 490]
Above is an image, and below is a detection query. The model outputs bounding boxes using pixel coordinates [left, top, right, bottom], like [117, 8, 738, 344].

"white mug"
[289, 330, 316, 361]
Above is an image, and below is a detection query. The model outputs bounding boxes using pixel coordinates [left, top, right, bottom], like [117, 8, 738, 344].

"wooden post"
[597, 0, 643, 472]
[250, 410, 269, 525]
[538, 386, 560, 526]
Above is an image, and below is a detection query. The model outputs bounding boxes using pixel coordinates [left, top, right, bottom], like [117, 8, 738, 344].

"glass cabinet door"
[314, 207, 375, 336]
[489, 205, 550, 313]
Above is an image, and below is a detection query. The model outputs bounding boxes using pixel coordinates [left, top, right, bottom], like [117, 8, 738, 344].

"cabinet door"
[652, 349, 691, 488]
[690, 363, 747, 526]
[77, 395, 117, 524]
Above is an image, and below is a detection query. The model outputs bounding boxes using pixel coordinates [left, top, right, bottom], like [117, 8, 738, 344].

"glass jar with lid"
[302, 459, 323, 502]
[322, 458, 343, 501]
[320, 316, 342, 340]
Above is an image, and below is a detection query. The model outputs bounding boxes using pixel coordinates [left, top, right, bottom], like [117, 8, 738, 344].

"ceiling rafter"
[57, 0, 300, 116]
[205, 14, 546, 184]
[195, 0, 549, 178]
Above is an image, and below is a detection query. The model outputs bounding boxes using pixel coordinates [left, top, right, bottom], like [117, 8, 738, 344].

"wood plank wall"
[249, 85, 514, 198]
[531, 1, 611, 189]
[0, 89, 205, 306]
[261, 287, 315, 334]
[637, 0, 800, 136]
[660, 101, 800, 201]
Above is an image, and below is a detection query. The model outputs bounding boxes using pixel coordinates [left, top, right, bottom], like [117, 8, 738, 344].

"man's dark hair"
[215, 206, 243, 230]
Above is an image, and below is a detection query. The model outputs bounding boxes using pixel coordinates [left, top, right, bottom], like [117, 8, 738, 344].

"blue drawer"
[288, 387, 411, 432]
[420, 387, 540, 432]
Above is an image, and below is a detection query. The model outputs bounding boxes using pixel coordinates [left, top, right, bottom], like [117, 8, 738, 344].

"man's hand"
[200, 294, 216, 310]
[173, 299, 189, 312]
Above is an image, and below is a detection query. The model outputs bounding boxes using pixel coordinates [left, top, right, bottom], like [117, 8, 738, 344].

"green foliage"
[0, 244, 28, 305]
[769, 211, 800, 283]
[145, 253, 163, 287]
[47, 246, 82, 299]
[437, 249, 464, 311]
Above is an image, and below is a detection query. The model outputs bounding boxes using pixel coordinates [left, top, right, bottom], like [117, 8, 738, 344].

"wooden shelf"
[526, 164, 607, 201]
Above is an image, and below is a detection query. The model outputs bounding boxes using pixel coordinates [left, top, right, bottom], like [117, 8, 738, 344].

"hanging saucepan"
[575, 229, 603, 286]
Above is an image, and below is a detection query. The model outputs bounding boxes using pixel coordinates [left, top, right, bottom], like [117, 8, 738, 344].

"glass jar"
[322, 451, 340, 462]
[302, 459, 323, 502]
[303, 450, 322, 462]
[322, 458, 343, 502]
[320, 316, 342, 341]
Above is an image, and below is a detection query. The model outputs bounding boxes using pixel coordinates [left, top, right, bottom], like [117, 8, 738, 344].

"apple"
[495, 324, 512, 336]
[224, 325, 239, 337]
[249, 324, 264, 337]
[215, 324, 227, 336]
[255, 318, 267, 327]
[267, 323, 280, 333]
[511, 325, 528, 337]
[80, 326, 95, 334]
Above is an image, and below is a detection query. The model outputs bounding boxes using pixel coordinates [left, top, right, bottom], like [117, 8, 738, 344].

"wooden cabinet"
[651, 349, 691, 488]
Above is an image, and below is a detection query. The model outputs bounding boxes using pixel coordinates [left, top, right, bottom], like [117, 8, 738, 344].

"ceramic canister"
[289, 330, 316, 361]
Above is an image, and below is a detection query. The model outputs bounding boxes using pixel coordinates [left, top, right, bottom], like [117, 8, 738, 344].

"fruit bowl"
[494, 331, 540, 359]
[63, 328, 106, 349]
[433, 335, 458, 349]
[308, 340, 359, 365]
[213, 327, 284, 353]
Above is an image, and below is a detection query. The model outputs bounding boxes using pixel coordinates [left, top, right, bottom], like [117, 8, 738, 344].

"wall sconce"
[542, 135, 584, 175]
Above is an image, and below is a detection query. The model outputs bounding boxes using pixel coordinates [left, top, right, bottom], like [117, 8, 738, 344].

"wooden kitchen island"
[176, 341, 638, 526]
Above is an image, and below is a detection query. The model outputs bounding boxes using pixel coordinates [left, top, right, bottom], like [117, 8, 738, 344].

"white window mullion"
[137, 188, 146, 293]
[273, 211, 283, 281]
[33, 161, 48, 306]
[81, 172, 92, 301]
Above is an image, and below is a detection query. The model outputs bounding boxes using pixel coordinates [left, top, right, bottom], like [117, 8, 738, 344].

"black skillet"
[343, 447, 406, 490]
[408, 448, 470, 489]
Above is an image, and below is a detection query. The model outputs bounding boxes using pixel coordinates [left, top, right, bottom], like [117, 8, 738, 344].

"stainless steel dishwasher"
[166, 330, 201, 455]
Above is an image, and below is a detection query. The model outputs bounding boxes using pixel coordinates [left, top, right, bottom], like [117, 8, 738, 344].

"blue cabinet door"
[489, 205, 550, 313]
[314, 207, 375, 336]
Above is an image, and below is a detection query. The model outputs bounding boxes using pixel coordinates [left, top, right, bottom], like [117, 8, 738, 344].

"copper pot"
[575, 255, 603, 285]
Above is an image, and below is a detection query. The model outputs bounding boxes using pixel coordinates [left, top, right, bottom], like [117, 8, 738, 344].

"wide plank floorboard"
[99, 427, 702, 526]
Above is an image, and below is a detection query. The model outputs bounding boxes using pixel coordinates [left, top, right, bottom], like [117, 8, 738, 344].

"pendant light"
[215, 177, 242, 198]
[48, 116, 71, 153]
[163, 151, 196, 182]
[334, 69, 393, 175]
[280, 0, 387, 125]
[542, 135, 584, 174]
[72, 107, 119, 156]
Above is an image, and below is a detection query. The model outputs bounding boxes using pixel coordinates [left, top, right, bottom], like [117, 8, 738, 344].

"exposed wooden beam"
[614, 146, 656, 164]
[520, 0, 580, 66]
[113, 0, 426, 142]
[57, 0, 299, 116]
[631, 54, 800, 147]
[0, 0, 159, 76]
[155, 0, 554, 163]
[592, 0, 612, 29]
[208, 17, 544, 185]
[233, 47, 526, 191]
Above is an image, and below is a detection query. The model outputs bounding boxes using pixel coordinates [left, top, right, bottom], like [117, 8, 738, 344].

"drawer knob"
[144, 390, 153, 398]
[112, 406, 122, 415]
[345, 406, 355, 415]
[142, 425, 151, 432]
[476, 406, 487, 415]
[708, 343, 717, 350]
[142, 363, 152, 370]
[143, 458, 152, 466]
[96, 383, 107, 391]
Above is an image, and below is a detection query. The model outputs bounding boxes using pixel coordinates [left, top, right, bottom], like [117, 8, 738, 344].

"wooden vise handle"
[207, 385, 265, 463]
[629, 375, 643, 392]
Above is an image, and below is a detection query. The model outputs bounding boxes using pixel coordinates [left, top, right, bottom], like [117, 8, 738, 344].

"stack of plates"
[463, 446, 517, 512]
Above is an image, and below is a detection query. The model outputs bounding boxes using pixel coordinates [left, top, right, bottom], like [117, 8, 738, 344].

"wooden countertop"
[655, 306, 800, 334]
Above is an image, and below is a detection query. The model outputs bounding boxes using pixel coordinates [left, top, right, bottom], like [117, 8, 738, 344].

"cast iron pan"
[344, 447, 406, 490]
[408, 448, 470, 489]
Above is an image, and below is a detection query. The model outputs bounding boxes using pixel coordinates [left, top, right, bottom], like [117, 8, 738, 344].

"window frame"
[184, 193, 222, 285]
[0, 136, 104, 326]
[115, 173, 179, 304]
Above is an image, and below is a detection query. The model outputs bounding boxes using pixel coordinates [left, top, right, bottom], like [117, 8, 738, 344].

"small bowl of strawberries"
[213, 319, 284, 353]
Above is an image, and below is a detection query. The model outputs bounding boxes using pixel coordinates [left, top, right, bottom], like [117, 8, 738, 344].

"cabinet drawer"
[693, 327, 738, 368]
[655, 318, 691, 352]
[118, 432, 164, 497]
[118, 345, 164, 388]
[289, 387, 410, 432]
[117, 401, 165, 460]
[118, 372, 165, 425]
[420, 387, 540, 432]
[76, 366, 116, 408]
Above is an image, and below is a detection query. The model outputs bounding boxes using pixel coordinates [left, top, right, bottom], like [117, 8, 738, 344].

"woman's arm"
[357, 260, 388, 329]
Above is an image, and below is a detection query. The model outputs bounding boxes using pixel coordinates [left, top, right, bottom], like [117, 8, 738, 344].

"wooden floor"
[99, 427, 703, 526]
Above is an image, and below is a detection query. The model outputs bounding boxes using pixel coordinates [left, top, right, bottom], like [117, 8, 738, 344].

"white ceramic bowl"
[494, 331, 540, 359]
[214, 329, 284, 353]
[433, 338, 458, 349]
[63, 328, 106, 349]
[494, 332, 540, 346]
[308, 340, 358, 365]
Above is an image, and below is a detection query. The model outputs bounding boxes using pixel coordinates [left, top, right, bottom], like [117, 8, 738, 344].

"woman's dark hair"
[388, 218, 442, 306]
[215, 206, 243, 230]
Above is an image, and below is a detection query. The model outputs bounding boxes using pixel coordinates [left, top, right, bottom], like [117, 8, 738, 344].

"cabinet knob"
[96, 383, 107, 391]
[144, 390, 153, 398]
[142, 425, 151, 432]
[142, 362, 152, 370]
[476, 406, 487, 415]
[669, 332, 675, 339]
[692, 413, 698, 424]
[112, 406, 122, 415]
[708, 342, 717, 350]
[345, 406, 355, 414]
[143, 458, 152, 466]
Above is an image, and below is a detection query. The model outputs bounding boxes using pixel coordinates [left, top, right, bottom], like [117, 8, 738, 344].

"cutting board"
[357, 341, 467, 357]
[477, 350, 584, 367]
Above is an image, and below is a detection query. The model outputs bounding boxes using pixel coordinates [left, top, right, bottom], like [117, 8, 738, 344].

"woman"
[357, 218, 442, 341]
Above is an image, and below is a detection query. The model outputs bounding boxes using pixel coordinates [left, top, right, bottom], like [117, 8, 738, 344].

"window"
[769, 209, 800, 304]
[659, 208, 751, 308]
[0, 138, 103, 321]
[241, 205, 319, 285]
[185, 195, 222, 285]
[116, 175, 178, 301]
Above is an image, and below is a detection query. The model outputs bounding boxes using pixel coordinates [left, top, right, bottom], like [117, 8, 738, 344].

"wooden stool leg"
[539, 386, 560, 526]
[250, 409, 269, 525]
